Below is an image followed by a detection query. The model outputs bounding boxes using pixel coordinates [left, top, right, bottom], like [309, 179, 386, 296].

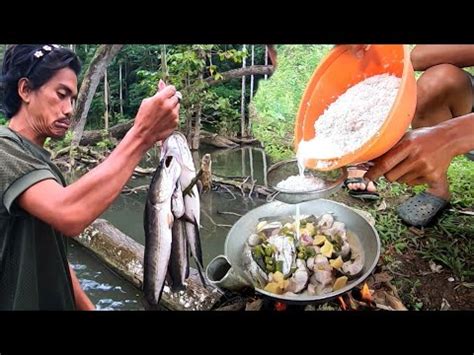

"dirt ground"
[329, 189, 474, 311]
[396, 251, 473, 310]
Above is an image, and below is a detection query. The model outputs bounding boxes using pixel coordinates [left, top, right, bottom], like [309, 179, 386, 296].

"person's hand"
[365, 126, 455, 197]
[133, 79, 180, 148]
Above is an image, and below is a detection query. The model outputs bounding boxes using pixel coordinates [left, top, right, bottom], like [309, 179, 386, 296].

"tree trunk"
[241, 44, 247, 138]
[161, 45, 168, 82]
[104, 69, 109, 131]
[70, 44, 123, 148]
[79, 119, 134, 146]
[79, 120, 258, 149]
[264, 45, 269, 80]
[187, 48, 206, 150]
[191, 104, 202, 150]
[249, 147, 254, 181]
[74, 219, 223, 310]
[249, 45, 255, 134]
[267, 44, 277, 68]
[250, 45, 255, 99]
[119, 62, 123, 116]
[200, 131, 239, 149]
[204, 65, 273, 86]
[262, 149, 268, 187]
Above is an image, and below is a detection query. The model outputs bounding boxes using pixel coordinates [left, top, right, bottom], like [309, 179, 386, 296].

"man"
[0, 44, 179, 309]
[348, 45, 474, 227]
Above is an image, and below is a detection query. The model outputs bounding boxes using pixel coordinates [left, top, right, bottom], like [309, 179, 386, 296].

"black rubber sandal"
[397, 192, 449, 228]
[343, 177, 380, 201]
[465, 150, 474, 161]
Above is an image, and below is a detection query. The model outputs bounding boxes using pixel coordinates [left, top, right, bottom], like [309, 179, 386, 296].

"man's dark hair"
[0, 44, 81, 118]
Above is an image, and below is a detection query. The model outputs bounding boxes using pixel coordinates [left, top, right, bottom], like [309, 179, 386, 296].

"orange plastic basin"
[294, 45, 417, 171]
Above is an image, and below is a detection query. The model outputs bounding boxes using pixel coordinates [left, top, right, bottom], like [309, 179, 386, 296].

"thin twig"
[212, 173, 247, 180]
[238, 176, 250, 197]
[217, 211, 242, 217]
[219, 185, 236, 200]
[201, 209, 232, 229]
[122, 184, 149, 195]
[248, 178, 256, 200]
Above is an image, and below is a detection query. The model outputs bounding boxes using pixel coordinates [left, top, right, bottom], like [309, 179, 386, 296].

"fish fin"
[185, 189, 195, 198]
[192, 216, 204, 267]
[183, 222, 206, 287]
[180, 213, 196, 225]
[191, 217, 206, 287]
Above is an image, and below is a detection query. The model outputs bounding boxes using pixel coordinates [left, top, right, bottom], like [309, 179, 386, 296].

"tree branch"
[205, 65, 274, 86]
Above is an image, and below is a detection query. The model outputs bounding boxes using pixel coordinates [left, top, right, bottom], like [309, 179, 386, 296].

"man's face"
[27, 68, 78, 139]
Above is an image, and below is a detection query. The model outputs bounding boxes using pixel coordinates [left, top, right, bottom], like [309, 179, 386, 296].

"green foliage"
[71, 44, 264, 137]
[46, 130, 74, 150]
[113, 112, 131, 124]
[129, 45, 249, 136]
[447, 155, 474, 207]
[421, 212, 474, 280]
[204, 85, 241, 135]
[371, 209, 409, 245]
[392, 278, 424, 310]
[0, 112, 7, 126]
[204, 93, 240, 136]
[96, 136, 115, 150]
[251, 45, 332, 160]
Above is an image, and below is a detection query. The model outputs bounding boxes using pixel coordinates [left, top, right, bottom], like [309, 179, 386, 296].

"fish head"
[149, 155, 182, 205]
[162, 131, 196, 172]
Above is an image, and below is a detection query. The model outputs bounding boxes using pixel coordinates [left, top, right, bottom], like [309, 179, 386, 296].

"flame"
[274, 301, 287, 311]
[361, 283, 372, 302]
[337, 296, 347, 310]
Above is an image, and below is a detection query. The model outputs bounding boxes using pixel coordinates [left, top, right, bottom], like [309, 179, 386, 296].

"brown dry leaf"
[374, 290, 407, 310]
[376, 199, 387, 211]
[429, 260, 443, 273]
[408, 226, 425, 236]
[245, 298, 263, 311]
[216, 298, 247, 311]
[440, 298, 451, 311]
[372, 272, 393, 286]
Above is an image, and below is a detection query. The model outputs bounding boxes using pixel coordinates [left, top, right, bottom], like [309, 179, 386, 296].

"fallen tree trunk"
[228, 136, 260, 145]
[80, 122, 248, 149]
[204, 65, 274, 86]
[74, 218, 223, 311]
[80, 120, 134, 146]
[200, 131, 239, 149]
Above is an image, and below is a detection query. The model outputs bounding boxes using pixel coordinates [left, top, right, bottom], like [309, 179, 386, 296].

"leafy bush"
[251, 45, 332, 160]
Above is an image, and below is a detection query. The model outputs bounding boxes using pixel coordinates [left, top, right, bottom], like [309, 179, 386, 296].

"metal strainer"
[266, 159, 347, 204]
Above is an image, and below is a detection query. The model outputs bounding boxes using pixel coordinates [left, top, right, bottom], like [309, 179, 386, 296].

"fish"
[143, 131, 206, 307]
[242, 243, 268, 288]
[162, 132, 205, 280]
[143, 155, 182, 307]
[167, 218, 189, 291]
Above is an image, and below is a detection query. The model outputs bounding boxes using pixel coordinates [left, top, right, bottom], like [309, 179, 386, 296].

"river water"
[69, 145, 271, 310]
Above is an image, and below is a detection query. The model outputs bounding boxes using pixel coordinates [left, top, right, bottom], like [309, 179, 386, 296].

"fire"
[360, 282, 372, 302]
[337, 283, 376, 311]
[337, 296, 347, 310]
[274, 301, 287, 311]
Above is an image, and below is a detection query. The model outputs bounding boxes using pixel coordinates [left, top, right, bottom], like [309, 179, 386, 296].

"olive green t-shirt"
[0, 126, 75, 310]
